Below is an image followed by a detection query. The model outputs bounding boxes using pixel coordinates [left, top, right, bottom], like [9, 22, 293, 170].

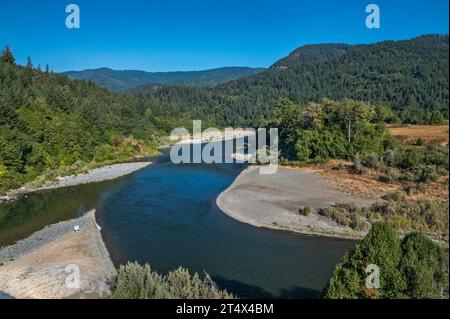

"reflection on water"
[0, 178, 131, 246]
[0, 144, 355, 298]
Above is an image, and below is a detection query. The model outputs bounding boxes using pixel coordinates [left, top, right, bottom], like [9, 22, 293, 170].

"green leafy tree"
[324, 223, 449, 299]
[267, 98, 392, 162]
[400, 233, 448, 298]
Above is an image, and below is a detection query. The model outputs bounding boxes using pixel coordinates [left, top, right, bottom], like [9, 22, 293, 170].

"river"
[0, 142, 355, 298]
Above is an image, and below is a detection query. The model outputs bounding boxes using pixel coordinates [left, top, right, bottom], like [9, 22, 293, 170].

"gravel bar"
[217, 166, 378, 240]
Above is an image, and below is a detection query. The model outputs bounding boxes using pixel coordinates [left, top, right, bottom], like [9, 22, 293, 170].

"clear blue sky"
[1, 0, 448, 72]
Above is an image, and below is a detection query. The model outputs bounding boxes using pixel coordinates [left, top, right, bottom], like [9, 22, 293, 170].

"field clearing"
[388, 125, 449, 145]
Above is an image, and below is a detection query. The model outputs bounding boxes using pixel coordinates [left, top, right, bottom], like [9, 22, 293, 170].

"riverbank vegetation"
[319, 192, 449, 242]
[324, 223, 449, 299]
[107, 262, 234, 299]
[265, 97, 397, 161]
[268, 96, 448, 242]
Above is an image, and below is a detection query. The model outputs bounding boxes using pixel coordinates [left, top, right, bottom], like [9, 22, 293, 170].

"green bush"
[380, 167, 400, 184]
[334, 161, 346, 171]
[319, 193, 449, 241]
[410, 165, 441, 183]
[352, 155, 367, 175]
[324, 223, 448, 299]
[107, 262, 234, 299]
[396, 148, 423, 170]
[364, 152, 381, 169]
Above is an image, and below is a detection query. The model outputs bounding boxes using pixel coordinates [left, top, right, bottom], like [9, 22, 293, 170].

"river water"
[0, 143, 355, 298]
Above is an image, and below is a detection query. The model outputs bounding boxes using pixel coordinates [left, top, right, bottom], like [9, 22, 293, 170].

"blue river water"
[0, 144, 355, 298]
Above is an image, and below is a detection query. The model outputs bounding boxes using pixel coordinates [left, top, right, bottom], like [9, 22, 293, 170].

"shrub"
[319, 203, 366, 230]
[352, 154, 367, 175]
[334, 161, 346, 171]
[396, 148, 423, 170]
[108, 262, 234, 299]
[384, 150, 397, 167]
[380, 167, 400, 184]
[404, 184, 426, 196]
[415, 138, 425, 146]
[299, 206, 312, 216]
[324, 223, 449, 299]
[364, 152, 381, 169]
[320, 192, 449, 241]
[411, 165, 440, 183]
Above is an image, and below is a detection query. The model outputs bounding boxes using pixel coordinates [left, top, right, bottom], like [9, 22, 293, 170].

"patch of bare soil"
[414, 176, 449, 201]
[313, 161, 400, 199]
[388, 125, 449, 146]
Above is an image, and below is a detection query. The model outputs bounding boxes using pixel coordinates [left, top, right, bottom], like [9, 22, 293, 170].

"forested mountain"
[1, 35, 448, 191]
[129, 35, 449, 126]
[271, 43, 352, 69]
[63, 67, 266, 92]
[0, 48, 165, 191]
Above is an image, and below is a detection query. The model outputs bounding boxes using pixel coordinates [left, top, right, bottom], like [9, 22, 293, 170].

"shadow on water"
[0, 291, 15, 299]
[0, 176, 134, 247]
[213, 276, 322, 299]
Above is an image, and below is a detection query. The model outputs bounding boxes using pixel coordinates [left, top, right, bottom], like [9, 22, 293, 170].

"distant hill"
[271, 43, 352, 69]
[63, 67, 266, 92]
[129, 34, 449, 126]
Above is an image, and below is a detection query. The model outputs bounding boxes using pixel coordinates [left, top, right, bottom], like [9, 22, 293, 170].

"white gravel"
[217, 166, 377, 239]
[38, 162, 151, 190]
[1, 162, 151, 204]
[0, 210, 116, 299]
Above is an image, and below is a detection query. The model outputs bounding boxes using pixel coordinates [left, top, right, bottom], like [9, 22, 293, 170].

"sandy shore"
[0, 210, 116, 299]
[1, 162, 151, 204]
[217, 166, 381, 240]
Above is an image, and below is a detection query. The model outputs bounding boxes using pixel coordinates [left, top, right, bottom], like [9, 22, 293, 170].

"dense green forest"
[264, 97, 397, 161]
[129, 35, 449, 126]
[0, 47, 166, 192]
[64, 67, 266, 92]
[1, 35, 449, 191]
[324, 223, 448, 299]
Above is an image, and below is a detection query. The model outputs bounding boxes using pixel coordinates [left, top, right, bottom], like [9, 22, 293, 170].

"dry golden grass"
[284, 160, 449, 201]
[308, 161, 400, 199]
[388, 125, 449, 146]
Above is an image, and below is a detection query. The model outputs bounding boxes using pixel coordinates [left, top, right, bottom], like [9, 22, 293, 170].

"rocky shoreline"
[217, 166, 381, 240]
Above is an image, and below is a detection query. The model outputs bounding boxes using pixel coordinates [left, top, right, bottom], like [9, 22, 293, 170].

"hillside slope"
[0, 52, 162, 192]
[129, 35, 449, 126]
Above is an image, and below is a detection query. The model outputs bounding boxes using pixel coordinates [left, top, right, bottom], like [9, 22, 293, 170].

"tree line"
[129, 35, 449, 127]
[0, 47, 168, 192]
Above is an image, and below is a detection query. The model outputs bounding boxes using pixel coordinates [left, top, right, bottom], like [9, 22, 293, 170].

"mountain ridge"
[128, 34, 449, 126]
[63, 66, 266, 92]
